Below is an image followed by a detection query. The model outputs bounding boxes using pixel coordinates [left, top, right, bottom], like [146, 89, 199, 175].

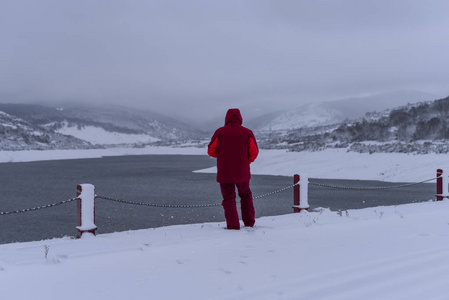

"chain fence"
[96, 195, 222, 208]
[0, 197, 77, 215]
[0, 175, 439, 215]
[0, 183, 299, 215]
[96, 182, 300, 208]
[308, 176, 439, 190]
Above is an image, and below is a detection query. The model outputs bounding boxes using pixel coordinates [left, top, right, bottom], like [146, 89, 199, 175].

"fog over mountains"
[259, 94, 449, 154]
[246, 90, 435, 130]
[0, 90, 447, 153]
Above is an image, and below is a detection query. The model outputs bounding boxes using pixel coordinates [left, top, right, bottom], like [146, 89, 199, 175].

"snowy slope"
[56, 122, 160, 145]
[259, 102, 343, 130]
[0, 201, 448, 300]
[257, 90, 435, 131]
[0, 103, 205, 148]
[0, 111, 92, 150]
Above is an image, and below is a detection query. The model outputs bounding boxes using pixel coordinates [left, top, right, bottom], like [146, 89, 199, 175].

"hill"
[0, 110, 92, 150]
[0, 103, 206, 149]
[0, 91, 444, 152]
[252, 90, 434, 131]
[258, 95, 449, 154]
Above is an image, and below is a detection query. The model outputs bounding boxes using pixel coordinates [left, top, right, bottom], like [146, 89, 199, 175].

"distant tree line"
[330, 96, 449, 142]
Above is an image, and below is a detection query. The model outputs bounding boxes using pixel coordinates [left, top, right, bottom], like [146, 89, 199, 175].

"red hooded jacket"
[208, 109, 259, 183]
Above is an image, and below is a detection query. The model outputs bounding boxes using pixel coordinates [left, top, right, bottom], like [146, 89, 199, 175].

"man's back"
[208, 109, 258, 183]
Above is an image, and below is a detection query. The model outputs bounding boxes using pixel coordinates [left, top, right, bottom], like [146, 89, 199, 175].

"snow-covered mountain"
[257, 94, 449, 154]
[255, 91, 435, 131]
[0, 90, 438, 151]
[0, 110, 92, 150]
[55, 121, 161, 145]
[0, 103, 206, 148]
[256, 102, 344, 130]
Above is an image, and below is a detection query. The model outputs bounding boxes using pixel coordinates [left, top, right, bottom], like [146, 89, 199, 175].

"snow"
[55, 122, 160, 145]
[1, 201, 448, 300]
[0, 146, 206, 163]
[1, 147, 449, 299]
[259, 103, 343, 130]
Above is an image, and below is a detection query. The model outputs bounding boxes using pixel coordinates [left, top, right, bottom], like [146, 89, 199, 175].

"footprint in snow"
[219, 268, 232, 274]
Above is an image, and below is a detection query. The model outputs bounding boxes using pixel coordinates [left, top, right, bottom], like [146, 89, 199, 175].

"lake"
[0, 155, 435, 244]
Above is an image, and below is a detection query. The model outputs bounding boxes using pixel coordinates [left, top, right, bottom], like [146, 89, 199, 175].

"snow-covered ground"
[1, 201, 448, 300]
[1, 147, 449, 299]
[0, 146, 206, 163]
[55, 123, 161, 145]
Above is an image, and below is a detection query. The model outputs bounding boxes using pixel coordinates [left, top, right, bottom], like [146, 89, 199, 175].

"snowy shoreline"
[1, 200, 448, 300]
[2, 146, 449, 182]
[0, 146, 206, 163]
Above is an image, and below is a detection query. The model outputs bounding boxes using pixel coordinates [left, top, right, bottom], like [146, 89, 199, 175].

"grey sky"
[1, 0, 449, 123]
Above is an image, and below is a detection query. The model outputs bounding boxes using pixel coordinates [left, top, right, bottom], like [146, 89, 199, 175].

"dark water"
[0, 155, 435, 244]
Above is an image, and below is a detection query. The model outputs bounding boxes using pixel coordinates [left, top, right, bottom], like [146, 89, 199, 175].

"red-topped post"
[293, 174, 300, 213]
[293, 174, 309, 212]
[436, 169, 443, 201]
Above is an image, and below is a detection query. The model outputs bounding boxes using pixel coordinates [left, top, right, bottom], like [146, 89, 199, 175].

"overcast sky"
[1, 0, 449, 122]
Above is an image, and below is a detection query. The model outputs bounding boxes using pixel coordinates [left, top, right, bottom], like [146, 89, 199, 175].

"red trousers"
[220, 181, 255, 229]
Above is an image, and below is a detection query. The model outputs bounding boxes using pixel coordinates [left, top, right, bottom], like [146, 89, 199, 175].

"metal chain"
[0, 197, 78, 215]
[0, 183, 299, 215]
[96, 183, 299, 209]
[308, 177, 438, 190]
[253, 183, 299, 199]
[0, 176, 438, 214]
[96, 195, 222, 208]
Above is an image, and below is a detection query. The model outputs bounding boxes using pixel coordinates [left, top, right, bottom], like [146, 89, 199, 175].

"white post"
[442, 170, 449, 200]
[76, 184, 97, 238]
[299, 175, 309, 211]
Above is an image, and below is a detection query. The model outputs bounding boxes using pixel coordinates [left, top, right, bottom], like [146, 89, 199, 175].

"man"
[208, 108, 259, 230]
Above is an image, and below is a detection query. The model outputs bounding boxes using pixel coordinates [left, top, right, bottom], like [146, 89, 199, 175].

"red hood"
[225, 109, 243, 125]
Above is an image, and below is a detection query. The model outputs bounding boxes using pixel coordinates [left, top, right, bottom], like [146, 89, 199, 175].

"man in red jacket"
[208, 108, 259, 230]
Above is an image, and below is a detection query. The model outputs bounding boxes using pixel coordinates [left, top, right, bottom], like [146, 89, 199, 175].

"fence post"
[76, 184, 97, 238]
[293, 174, 309, 212]
[436, 169, 449, 201]
[293, 174, 300, 213]
[436, 169, 443, 201]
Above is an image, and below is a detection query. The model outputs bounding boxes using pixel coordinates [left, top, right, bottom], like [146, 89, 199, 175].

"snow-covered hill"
[0, 90, 437, 150]
[0, 103, 206, 148]
[0, 111, 92, 150]
[258, 102, 343, 130]
[256, 90, 434, 131]
[256, 94, 449, 154]
[55, 121, 161, 145]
